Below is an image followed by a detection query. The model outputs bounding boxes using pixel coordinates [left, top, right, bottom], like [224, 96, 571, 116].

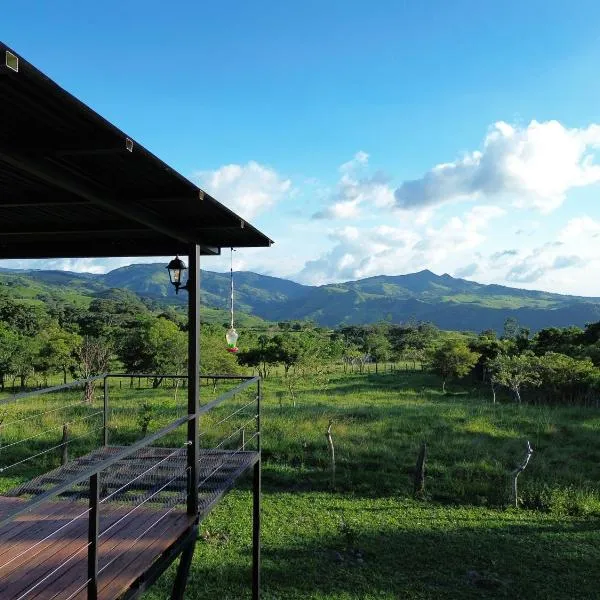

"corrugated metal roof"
[0, 43, 273, 259]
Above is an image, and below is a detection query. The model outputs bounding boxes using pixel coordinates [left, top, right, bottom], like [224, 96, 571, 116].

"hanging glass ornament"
[226, 248, 239, 353]
[226, 327, 239, 353]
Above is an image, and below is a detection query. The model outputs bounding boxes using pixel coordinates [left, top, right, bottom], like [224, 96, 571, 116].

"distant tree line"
[1, 284, 599, 406]
[238, 317, 600, 408]
[0, 288, 238, 392]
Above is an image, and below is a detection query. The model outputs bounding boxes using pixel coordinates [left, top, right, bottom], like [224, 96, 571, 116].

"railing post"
[256, 378, 261, 453]
[252, 458, 261, 600]
[103, 376, 109, 447]
[187, 244, 200, 517]
[61, 423, 69, 465]
[88, 473, 100, 600]
[252, 377, 261, 599]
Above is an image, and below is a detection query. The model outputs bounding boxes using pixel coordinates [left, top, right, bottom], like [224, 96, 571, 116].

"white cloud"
[395, 120, 600, 213]
[0, 256, 170, 274]
[313, 152, 395, 219]
[558, 215, 600, 241]
[298, 205, 503, 284]
[452, 215, 600, 293]
[339, 150, 369, 173]
[194, 161, 292, 221]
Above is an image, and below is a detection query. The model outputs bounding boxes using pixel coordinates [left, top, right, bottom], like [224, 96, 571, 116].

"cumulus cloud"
[558, 215, 600, 241]
[312, 152, 395, 220]
[298, 205, 503, 284]
[490, 249, 519, 262]
[454, 263, 479, 278]
[395, 120, 600, 213]
[194, 161, 292, 221]
[506, 249, 585, 283]
[0, 256, 169, 274]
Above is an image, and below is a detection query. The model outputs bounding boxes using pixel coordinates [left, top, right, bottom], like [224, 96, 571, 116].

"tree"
[282, 331, 331, 403]
[488, 353, 541, 404]
[535, 352, 599, 406]
[237, 335, 280, 379]
[12, 336, 40, 389]
[430, 341, 480, 393]
[532, 326, 584, 357]
[502, 317, 520, 340]
[469, 330, 506, 382]
[341, 343, 364, 373]
[75, 337, 112, 402]
[272, 333, 302, 376]
[402, 347, 426, 371]
[364, 327, 392, 374]
[36, 323, 82, 384]
[119, 317, 187, 386]
[200, 325, 241, 376]
[0, 323, 18, 391]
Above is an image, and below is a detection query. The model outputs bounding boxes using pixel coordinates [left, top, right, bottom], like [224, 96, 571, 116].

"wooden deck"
[0, 447, 259, 600]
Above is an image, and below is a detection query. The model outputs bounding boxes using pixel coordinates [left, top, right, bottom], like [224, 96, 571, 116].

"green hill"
[1, 265, 599, 333]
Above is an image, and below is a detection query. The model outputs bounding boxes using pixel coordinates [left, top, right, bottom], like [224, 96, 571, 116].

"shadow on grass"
[172, 515, 600, 600]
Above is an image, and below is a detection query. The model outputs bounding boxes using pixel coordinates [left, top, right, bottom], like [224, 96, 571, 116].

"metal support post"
[88, 473, 100, 600]
[170, 527, 198, 600]
[103, 376, 109, 446]
[187, 244, 200, 516]
[253, 377, 261, 599]
[252, 459, 261, 600]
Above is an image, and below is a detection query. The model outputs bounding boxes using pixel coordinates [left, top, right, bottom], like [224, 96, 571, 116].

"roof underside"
[0, 43, 273, 259]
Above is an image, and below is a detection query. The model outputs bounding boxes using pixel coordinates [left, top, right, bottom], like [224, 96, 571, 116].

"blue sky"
[4, 1, 600, 295]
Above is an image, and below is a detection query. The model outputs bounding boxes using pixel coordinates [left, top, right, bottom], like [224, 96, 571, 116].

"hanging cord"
[230, 247, 235, 329]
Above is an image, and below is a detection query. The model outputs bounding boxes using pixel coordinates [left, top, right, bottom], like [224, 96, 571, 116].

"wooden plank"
[28, 507, 188, 600]
[83, 513, 194, 600]
[0, 504, 129, 599]
[0, 500, 89, 560]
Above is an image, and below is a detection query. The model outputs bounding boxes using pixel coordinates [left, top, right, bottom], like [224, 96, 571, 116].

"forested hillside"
[2, 265, 600, 333]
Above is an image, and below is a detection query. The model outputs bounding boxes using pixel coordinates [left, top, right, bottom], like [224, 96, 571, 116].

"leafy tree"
[146, 319, 187, 382]
[36, 323, 82, 384]
[272, 333, 302, 376]
[488, 353, 541, 404]
[535, 352, 599, 405]
[469, 330, 506, 382]
[0, 295, 49, 336]
[364, 327, 392, 373]
[502, 317, 520, 340]
[532, 326, 584, 357]
[281, 331, 331, 402]
[237, 335, 280, 379]
[119, 317, 187, 385]
[430, 341, 480, 393]
[200, 325, 241, 376]
[0, 323, 18, 391]
[11, 335, 41, 389]
[79, 290, 149, 340]
[401, 347, 426, 371]
[341, 343, 364, 373]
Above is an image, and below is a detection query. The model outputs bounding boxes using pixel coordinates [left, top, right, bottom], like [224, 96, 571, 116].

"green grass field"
[1, 371, 599, 598]
[141, 371, 600, 599]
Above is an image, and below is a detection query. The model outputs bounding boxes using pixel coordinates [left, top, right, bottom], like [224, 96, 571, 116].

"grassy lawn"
[1, 371, 599, 598]
[144, 371, 600, 599]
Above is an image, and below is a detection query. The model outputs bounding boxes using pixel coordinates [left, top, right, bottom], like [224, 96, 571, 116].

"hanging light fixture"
[166, 256, 189, 294]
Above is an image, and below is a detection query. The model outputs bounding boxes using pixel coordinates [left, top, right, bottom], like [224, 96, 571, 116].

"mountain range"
[1, 264, 600, 333]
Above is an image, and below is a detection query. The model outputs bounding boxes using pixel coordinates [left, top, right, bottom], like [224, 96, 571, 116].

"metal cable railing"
[0, 373, 261, 600]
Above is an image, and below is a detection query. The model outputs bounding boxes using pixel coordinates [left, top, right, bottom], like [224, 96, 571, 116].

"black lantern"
[166, 256, 189, 294]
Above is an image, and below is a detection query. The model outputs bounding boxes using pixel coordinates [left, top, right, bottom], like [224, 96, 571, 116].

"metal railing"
[0, 373, 261, 600]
